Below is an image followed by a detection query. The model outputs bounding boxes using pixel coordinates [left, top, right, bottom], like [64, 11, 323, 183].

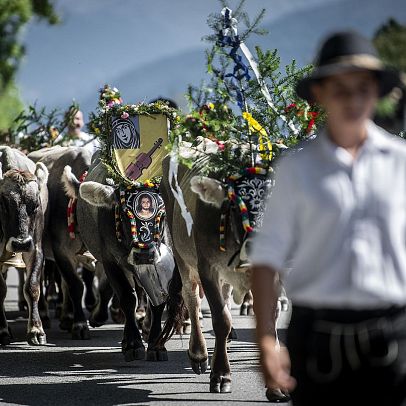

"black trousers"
[287, 305, 406, 406]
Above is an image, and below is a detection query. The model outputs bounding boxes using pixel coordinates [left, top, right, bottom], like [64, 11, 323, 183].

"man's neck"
[327, 121, 368, 158]
[68, 129, 81, 139]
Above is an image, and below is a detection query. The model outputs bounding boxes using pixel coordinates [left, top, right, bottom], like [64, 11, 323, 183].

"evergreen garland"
[169, 1, 325, 179]
[88, 84, 178, 187]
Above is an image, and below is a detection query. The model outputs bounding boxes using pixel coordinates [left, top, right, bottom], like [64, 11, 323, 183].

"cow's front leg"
[200, 271, 232, 393]
[180, 275, 208, 375]
[104, 261, 145, 361]
[22, 248, 46, 345]
[146, 302, 168, 361]
[240, 290, 254, 316]
[52, 250, 89, 339]
[0, 270, 11, 345]
[17, 267, 28, 312]
[222, 282, 237, 341]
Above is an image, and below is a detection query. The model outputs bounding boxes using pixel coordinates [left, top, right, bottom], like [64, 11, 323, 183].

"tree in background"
[0, 0, 58, 129]
[373, 18, 406, 130]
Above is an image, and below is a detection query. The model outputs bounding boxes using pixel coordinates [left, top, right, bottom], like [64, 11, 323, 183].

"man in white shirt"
[64, 109, 99, 155]
[251, 31, 404, 405]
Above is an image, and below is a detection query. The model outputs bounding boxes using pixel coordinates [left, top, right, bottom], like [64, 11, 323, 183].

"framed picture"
[111, 113, 169, 183]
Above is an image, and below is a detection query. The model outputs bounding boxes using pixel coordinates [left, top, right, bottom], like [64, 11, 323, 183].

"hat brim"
[296, 63, 401, 103]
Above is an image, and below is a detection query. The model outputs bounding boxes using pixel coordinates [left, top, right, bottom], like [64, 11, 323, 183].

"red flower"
[306, 111, 319, 134]
[285, 103, 297, 112]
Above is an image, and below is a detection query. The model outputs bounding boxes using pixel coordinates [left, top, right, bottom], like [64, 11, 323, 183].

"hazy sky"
[15, 0, 405, 116]
[17, 0, 344, 105]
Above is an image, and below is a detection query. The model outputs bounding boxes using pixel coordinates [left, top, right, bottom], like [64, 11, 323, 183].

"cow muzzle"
[6, 236, 34, 253]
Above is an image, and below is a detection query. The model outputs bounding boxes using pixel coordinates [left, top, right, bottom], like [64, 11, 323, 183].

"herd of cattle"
[0, 145, 285, 395]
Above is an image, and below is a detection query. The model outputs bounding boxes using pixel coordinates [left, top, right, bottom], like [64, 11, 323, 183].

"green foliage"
[170, 1, 324, 179]
[0, 84, 23, 131]
[374, 19, 406, 72]
[0, 0, 58, 90]
[374, 19, 406, 122]
[245, 48, 324, 155]
[6, 101, 79, 152]
[0, 0, 58, 130]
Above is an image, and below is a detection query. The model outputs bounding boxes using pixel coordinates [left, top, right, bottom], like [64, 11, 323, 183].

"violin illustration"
[125, 138, 163, 181]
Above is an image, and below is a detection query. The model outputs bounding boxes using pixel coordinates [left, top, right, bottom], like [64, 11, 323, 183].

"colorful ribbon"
[67, 171, 88, 239]
[219, 167, 268, 250]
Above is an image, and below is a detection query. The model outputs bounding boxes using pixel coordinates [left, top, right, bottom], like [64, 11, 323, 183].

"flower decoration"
[88, 84, 178, 187]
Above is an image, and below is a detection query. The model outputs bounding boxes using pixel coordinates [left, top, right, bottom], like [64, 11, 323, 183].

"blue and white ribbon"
[219, 7, 299, 135]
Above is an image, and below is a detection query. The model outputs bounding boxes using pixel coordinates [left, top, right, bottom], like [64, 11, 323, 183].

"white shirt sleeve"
[250, 155, 298, 273]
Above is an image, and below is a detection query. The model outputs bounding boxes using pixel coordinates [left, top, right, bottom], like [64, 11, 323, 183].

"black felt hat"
[296, 31, 400, 102]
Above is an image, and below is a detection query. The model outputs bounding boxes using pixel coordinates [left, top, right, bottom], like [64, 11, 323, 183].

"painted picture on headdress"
[111, 114, 169, 183]
[134, 192, 157, 221]
[112, 116, 140, 149]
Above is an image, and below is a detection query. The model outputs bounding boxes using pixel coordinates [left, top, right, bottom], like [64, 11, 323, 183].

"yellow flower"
[94, 128, 101, 135]
[144, 179, 155, 187]
[208, 102, 215, 110]
[49, 126, 59, 139]
[242, 112, 272, 161]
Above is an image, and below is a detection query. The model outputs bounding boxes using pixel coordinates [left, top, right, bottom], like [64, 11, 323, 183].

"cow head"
[0, 163, 48, 253]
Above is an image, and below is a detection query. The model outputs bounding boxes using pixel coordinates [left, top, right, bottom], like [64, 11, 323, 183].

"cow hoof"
[210, 376, 232, 393]
[0, 330, 12, 346]
[123, 346, 145, 362]
[72, 323, 90, 340]
[227, 327, 238, 342]
[110, 306, 125, 324]
[27, 331, 47, 346]
[265, 388, 291, 403]
[136, 308, 146, 322]
[18, 300, 28, 312]
[182, 321, 191, 335]
[89, 315, 107, 328]
[146, 349, 168, 361]
[247, 305, 254, 316]
[89, 309, 108, 328]
[59, 316, 73, 332]
[240, 303, 248, 316]
[188, 352, 208, 375]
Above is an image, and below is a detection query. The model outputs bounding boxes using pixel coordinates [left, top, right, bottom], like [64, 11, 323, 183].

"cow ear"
[35, 162, 49, 189]
[61, 165, 80, 199]
[190, 176, 225, 208]
[79, 181, 115, 208]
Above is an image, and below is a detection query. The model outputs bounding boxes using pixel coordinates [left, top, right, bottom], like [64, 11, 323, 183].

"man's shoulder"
[370, 123, 406, 157]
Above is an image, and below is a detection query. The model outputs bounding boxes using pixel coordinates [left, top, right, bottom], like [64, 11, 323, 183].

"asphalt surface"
[1, 268, 291, 406]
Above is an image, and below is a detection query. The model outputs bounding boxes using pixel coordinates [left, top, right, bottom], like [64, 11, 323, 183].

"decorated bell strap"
[219, 167, 270, 250]
[219, 199, 230, 252]
[228, 167, 268, 232]
[67, 171, 88, 239]
[116, 187, 165, 250]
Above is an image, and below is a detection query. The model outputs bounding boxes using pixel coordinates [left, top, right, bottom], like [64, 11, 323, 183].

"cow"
[64, 155, 184, 361]
[160, 155, 287, 397]
[28, 146, 127, 338]
[0, 146, 49, 345]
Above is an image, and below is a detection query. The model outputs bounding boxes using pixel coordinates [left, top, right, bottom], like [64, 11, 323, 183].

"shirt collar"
[318, 120, 390, 167]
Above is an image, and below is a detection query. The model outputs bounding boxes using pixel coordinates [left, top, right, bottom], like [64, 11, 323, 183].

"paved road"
[1, 268, 291, 406]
